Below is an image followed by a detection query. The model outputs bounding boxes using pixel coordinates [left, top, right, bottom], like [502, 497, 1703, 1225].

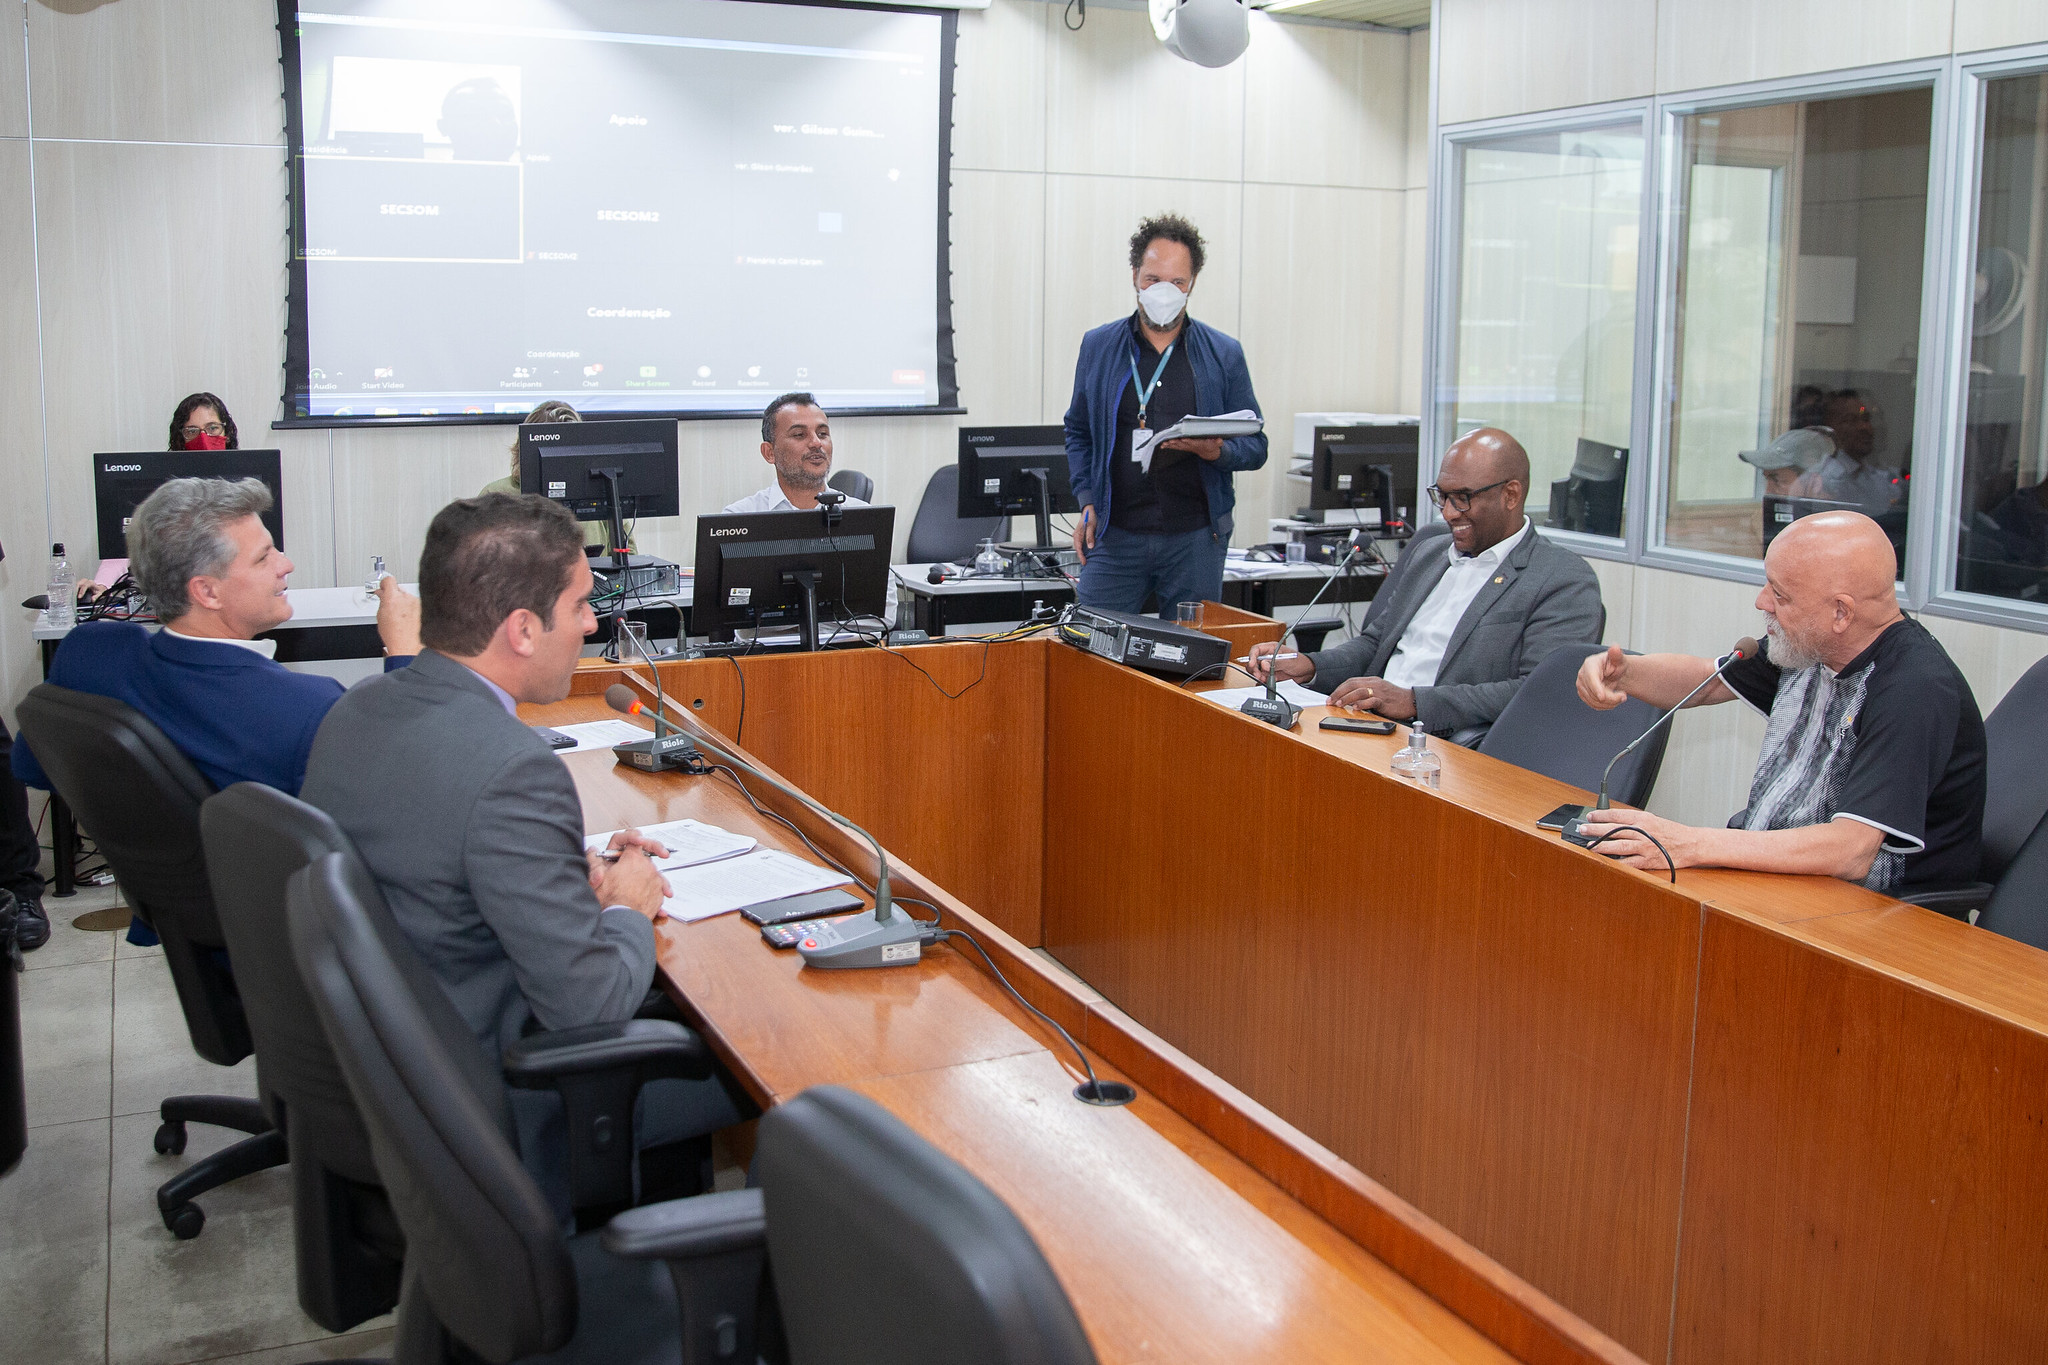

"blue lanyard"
[1129, 344, 1175, 429]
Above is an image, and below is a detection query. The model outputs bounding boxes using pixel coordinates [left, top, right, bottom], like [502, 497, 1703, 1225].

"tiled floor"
[2, 882, 394, 1365]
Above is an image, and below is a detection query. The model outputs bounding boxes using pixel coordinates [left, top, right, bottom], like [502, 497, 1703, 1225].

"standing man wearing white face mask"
[1062, 214, 1267, 616]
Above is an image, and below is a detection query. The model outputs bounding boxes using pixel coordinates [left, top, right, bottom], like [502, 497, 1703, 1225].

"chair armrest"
[602, 1189, 765, 1262]
[502, 1018, 709, 1085]
[1895, 882, 1994, 922]
[502, 1019, 712, 1218]
[605, 1191, 770, 1364]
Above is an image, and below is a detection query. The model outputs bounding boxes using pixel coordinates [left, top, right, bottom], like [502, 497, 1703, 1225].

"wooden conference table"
[535, 621, 2048, 1365]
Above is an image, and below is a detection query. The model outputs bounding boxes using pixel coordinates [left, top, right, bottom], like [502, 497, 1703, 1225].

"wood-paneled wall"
[0, 0, 1430, 732]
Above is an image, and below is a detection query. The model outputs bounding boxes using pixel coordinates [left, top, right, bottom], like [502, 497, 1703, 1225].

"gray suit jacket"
[301, 649, 656, 1063]
[1305, 522, 1603, 739]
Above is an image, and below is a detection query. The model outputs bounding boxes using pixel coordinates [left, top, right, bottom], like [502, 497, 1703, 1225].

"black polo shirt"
[1720, 616, 1986, 891]
[1109, 312, 1209, 535]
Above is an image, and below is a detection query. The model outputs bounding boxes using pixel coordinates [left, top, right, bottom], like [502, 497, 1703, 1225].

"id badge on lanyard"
[1130, 344, 1174, 472]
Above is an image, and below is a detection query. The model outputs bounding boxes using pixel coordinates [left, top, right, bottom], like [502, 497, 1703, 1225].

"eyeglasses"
[180, 422, 227, 440]
[1425, 479, 1511, 512]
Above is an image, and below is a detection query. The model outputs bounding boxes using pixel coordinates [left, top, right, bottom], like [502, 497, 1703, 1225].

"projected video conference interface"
[285, 0, 952, 421]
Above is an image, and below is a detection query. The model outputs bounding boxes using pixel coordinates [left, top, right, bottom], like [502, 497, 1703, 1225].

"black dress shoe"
[11, 894, 48, 952]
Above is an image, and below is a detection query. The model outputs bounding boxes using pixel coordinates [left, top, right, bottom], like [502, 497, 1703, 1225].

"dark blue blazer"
[1062, 313, 1267, 532]
[12, 622, 404, 797]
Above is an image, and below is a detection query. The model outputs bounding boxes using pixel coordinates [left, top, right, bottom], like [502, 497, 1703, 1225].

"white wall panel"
[1436, 0, 1654, 126]
[27, 0, 285, 145]
[0, 135, 48, 725]
[952, 168, 1049, 426]
[1044, 4, 1244, 181]
[953, 0, 1048, 173]
[1243, 15, 1410, 190]
[1652, 0, 1950, 93]
[0, 3, 26, 140]
[1955, 0, 2048, 52]
[30, 140, 289, 584]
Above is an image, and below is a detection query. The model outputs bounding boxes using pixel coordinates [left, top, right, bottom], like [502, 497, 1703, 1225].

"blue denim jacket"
[1062, 314, 1267, 532]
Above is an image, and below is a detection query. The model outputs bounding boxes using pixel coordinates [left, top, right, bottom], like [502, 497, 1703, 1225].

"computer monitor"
[692, 505, 897, 652]
[517, 418, 679, 569]
[1310, 425, 1420, 528]
[1761, 494, 1861, 552]
[1545, 438, 1628, 537]
[94, 451, 285, 561]
[956, 426, 1079, 549]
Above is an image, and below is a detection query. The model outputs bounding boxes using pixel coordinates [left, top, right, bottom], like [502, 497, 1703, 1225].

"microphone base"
[612, 733, 702, 773]
[1559, 809, 1605, 848]
[1240, 694, 1299, 728]
[795, 908, 924, 970]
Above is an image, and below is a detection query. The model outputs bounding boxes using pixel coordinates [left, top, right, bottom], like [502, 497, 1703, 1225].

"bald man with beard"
[1576, 511, 1985, 891]
[1250, 427, 1603, 743]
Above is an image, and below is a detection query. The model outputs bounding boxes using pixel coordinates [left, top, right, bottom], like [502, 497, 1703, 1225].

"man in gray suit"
[1250, 428, 1602, 742]
[302, 493, 740, 1215]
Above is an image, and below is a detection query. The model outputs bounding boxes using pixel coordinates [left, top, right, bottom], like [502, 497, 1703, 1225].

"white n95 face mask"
[1137, 280, 1187, 328]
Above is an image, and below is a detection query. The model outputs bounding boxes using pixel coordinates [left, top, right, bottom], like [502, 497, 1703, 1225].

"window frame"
[1920, 40, 2048, 632]
[1638, 57, 1957, 594]
[1425, 100, 1658, 565]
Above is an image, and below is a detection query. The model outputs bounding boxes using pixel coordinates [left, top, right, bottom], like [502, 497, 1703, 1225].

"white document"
[545, 718, 653, 753]
[585, 819, 757, 872]
[659, 848, 855, 923]
[1199, 680, 1327, 712]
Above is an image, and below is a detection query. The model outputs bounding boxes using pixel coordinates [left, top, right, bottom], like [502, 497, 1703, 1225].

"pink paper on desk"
[93, 558, 129, 585]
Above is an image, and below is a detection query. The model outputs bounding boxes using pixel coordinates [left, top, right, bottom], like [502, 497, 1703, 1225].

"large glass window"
[1954, 71, 2048, 606]
[1443, 123, 1643, 541]
[1662, 88, 1933, 571]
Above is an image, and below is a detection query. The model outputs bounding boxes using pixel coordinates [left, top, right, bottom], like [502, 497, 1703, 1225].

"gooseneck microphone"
[1242, 531, 1368, 729]
[603, 681, 923, 969]
[603, 629, 699, 773]
[1559, 636, 1759, 847]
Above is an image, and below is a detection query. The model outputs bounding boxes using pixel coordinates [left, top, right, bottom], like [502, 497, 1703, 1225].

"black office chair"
[755, 1085, 1099, 1365]
[200, 783, 404, 1330]
[1900, 653, 2048, 923]
[291, 849, 1100, 1365]
[1478, 645, 1670, 809]
[828, 468, 875, 503]
[907, 464, 1006, 564]
[14, 684, 284, 1239]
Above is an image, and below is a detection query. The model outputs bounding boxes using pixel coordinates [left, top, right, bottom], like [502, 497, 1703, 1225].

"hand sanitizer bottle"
[974, 538, 1004, 578]
[1411, 731, 1442, 789]
[364, 554, 386, 595]
[1391, 720, 1426, 778]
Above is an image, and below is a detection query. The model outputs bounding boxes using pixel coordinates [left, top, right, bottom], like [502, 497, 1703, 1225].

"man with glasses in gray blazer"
[1249, 428, 1603, 744]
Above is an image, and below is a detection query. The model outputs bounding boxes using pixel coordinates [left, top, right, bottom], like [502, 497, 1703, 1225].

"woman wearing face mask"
[168, 392, 238, 451]
[1061, 214, 1267, 617]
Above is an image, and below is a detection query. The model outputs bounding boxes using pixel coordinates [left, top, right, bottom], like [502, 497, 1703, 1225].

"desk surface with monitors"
[535, 638, 2048, 1365]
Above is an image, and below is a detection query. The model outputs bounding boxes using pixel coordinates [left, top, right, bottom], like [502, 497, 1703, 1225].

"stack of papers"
[548, 718, 655, 753]
[585, 819, 757, 870]
[657, 848, 856, 923]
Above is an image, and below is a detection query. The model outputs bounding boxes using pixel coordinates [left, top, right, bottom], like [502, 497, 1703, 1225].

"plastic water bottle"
[1390, 719, 1426, 778]
[974, 538, 1004, 578]
[45, 544, 75, 630]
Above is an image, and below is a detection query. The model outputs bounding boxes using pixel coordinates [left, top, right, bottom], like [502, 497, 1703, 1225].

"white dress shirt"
[1379, 517, 1531, 690]
[717, 481, 894, 627]
[721, 482, 870, 515]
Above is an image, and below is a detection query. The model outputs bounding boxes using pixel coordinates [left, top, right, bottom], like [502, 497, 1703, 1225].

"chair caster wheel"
[154, 1121, 187, 1156]
[163, 1201, 205, 1240]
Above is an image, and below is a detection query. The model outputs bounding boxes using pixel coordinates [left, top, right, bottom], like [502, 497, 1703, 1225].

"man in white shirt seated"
[723, 392, 869, 515]
[1248, 428, 1603, 743]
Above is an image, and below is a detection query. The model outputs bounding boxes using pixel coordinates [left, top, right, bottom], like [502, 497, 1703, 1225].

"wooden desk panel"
[575, 641, 1048, 944]
[1043, 646, 1697, 1360]
[851, 1049, 1517, 1365]
[1673, 906, 2048, 1364]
